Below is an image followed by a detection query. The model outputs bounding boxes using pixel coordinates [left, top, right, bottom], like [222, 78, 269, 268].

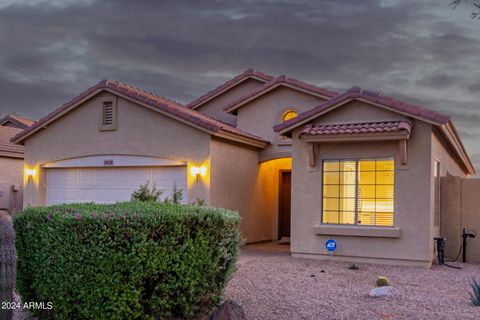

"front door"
[279, 171, 291, 239]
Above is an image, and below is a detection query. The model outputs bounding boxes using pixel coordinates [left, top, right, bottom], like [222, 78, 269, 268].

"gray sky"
[0, 0, 479, 168]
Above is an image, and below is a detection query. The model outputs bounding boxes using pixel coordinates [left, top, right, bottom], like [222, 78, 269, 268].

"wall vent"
[103, 101, 114, 126]
[100, 97, 117, 131]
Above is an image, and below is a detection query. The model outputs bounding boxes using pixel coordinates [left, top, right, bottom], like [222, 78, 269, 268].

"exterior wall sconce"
[25, 168, 37, 182]
[190, 165, 207, 182]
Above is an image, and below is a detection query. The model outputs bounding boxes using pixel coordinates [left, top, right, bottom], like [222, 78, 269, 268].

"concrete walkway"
[238, 241, 290, 265]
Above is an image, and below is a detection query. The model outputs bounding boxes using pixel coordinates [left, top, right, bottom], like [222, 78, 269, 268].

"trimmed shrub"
[14, 201, 241, 320]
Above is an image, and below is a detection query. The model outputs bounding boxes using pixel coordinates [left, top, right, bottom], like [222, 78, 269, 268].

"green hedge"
[14, 201, 241, 320]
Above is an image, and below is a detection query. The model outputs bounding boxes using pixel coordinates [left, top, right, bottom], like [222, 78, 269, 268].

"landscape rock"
[209, 300, 246, 320]
[368, 286, 396, 298]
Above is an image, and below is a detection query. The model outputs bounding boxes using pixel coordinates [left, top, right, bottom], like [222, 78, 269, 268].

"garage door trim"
[43, 155, 187, 168]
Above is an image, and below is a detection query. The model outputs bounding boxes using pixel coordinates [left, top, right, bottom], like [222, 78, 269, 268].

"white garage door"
[46, 166, 187, 205]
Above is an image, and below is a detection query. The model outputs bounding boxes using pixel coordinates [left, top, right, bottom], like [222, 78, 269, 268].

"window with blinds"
[322, 158, 394, 227]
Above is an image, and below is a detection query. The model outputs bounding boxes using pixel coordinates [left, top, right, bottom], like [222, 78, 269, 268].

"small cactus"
[0, 211, 16, 320]
[376, 276, 389, 287]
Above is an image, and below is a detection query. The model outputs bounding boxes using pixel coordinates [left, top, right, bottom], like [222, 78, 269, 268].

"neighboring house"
[0, 114, 35, 129]
[12, 69, 475, 267]
[0, 115, 33, 212]
[0, 114, 35, 212]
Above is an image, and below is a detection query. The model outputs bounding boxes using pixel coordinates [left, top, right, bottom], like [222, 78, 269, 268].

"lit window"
[322, 158, 394, 227]
[282, 110, 297, 122]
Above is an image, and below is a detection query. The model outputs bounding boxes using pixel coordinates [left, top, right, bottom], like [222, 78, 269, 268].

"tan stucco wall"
[236, 86, 328, 160]
[0, 157, 23, 212]
[22, 93, 211, 207]
[194, 78, 265, 126]
[0, 157, 23, 186]
[430, 131, 467, 260]
[314, 100, 409, 124]
[290, 100, 436, 266]
[209, 136, 291, 243]
[441, 177, 480, 263]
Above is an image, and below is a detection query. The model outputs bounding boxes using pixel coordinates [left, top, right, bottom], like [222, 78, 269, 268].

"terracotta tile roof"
[12, 80, 270, 147]
[274, 85, 474, 175]
[0, 114, 35, 129]
[274, 86, 451, 133]
[187, 68, 274, 109]
[223, 75, 338, 113]
[0, 126, 23, 158]
[300, 121, 412, 137]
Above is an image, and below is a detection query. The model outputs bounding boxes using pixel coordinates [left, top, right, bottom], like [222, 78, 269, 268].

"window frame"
[321, 157, 395, 227]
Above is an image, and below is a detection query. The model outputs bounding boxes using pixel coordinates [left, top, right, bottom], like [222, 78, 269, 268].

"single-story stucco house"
[0, 114, 34, 212]
[11, 69, 475, 267]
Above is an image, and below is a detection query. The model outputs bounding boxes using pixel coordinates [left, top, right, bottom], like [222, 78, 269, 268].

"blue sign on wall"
[325, 239, 337, 252]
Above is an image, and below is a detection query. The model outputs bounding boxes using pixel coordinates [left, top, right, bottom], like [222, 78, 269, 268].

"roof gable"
[0, 126, 23, 158]
[11, 80, 269, 148]
[223, 75, 337, 114]
[274, 86, 451, 134]
[187, 68, 274, 110]
[0, 114, 35, 129]
[274, 86, 474, 175]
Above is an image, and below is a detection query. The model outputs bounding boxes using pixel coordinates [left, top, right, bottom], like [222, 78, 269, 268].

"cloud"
[0, 0, 479, 170]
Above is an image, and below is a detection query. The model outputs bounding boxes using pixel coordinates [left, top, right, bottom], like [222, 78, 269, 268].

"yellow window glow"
[323, 172, 340, 185]
[339, 211, 355, 224]
[323, 161, 340, 172]
[323, 198, 339, 211]
[359, 160, 376, 171]
[322, 158, 394, 227]
[323, 185, 339, 198]
[339, 161, 356, 172]
[323, 211, 339, 224]
[282, 110, 298, 122]
[339, 185, 355, 198]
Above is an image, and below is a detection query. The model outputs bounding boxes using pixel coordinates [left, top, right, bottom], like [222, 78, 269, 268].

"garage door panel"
[46, 187, 78, 205]
[46, 166, 188, 205]
[128, 168, 152, 180]
[47, 169, 77, 185]
[77, 169, 95, 185]
[151, 167, 187, 194]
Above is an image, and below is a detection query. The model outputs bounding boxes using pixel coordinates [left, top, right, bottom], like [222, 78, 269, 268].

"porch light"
[25, 168, 36, 180]
[190, 165, 207, 181]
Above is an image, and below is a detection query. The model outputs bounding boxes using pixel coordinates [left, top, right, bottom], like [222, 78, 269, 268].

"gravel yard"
[11, 242, 480, 319]
[225, 243, 480, 320]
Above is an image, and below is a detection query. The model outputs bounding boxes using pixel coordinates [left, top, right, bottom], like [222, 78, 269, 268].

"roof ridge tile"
[12, 79, 270, 146]
[223, 74, 337, 113]
[187, 68, 274, 109]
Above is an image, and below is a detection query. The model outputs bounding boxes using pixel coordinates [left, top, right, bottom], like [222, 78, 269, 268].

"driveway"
[239, 241, 290, 265]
